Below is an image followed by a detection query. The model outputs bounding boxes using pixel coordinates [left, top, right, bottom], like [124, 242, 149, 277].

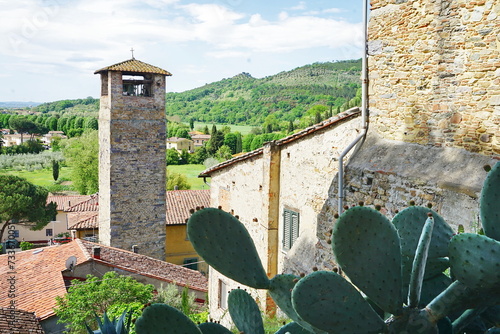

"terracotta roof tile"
[95, 58, 172, 76]
[166, 190, 210, 225]
[66, 195, 99, 212]
[167, 137, 191, 143]
[46, 195, 91, 212]
[0, 308, 45, 334]
[68, 213, 98, 230]
[0, 242, 90, 320]
[79, 240, 208, 292]
[199, 108, 361, 177]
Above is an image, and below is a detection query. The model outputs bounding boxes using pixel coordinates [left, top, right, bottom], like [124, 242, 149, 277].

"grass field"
[1, 165, 208, 192]
[168, 164, 208, 190]
[189, 122, 256, 135]
[1, 167, 74, 188]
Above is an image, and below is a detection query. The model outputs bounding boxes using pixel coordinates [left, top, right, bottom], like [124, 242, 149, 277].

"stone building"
[95, 58, 171, 260]
[197, 0, 499, 325]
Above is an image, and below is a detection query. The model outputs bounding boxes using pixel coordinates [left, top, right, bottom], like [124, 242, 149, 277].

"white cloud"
[289, 2, 307, 11]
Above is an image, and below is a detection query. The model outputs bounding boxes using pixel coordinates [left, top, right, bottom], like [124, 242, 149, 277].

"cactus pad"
[449, 233, 500, 292]
[480, 161, 500, 241]
[393, 206, 453, 259]
[227, 288, 265, 334]
[134, 303, 201, 334]
[269, 275, 324, 334]
[187, 208, 270, 289]
[401, 256, 449, 285]
[333, 206, 403, 315]
[274, 322, 314, 334]
[198, 322, 233, 334]
[291, 271, 385, 333]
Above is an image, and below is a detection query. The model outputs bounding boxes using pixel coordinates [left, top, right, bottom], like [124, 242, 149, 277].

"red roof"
[0, 308, 45, 334]
[166, 190, 210, 225]
[68, 213, 98, 230]
[47, 195, 90, 212]
[66, 195, 99, 212]
[0, 240, 207, 321]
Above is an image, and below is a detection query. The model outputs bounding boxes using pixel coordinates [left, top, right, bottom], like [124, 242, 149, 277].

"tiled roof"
[68, 212, 98, 230]
[66, 194, 99, 212]
[166, 190, 210, 225]
[0, 242, 90, 320]
[79, 240, 208, 292]
[167, 137, 192, 143]
[190, 134, 211, 139]
[199, 108, 361, 177]
[0, 308, 45, 334]
[94, 58, 172, 76]
[0, 240, 208, 321]
[47, 195, 90, 212]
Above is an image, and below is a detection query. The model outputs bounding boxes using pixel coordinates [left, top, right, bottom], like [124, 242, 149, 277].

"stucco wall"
[165, 224, 208, 275]
[368, 0, 500, 155]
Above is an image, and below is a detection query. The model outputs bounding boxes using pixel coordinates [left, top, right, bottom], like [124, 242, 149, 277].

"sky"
[0, 0, 365, 103]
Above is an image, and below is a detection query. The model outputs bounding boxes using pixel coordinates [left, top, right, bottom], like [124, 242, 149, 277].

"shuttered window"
[283, 209, 299, 251]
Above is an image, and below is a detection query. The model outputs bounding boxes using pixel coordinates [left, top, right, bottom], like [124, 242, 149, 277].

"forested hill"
[165, 59, 362, 126]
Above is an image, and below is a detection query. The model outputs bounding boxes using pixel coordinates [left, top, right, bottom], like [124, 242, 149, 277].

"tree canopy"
[0, 175, 57, 242]
[55, 271, 154, 334]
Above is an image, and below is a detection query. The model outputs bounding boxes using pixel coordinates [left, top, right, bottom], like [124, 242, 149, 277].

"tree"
[223, 133, 238, 154]
[189, 118, 195, 130]
[52, 160, 60, 181]
[0, 175, 57, 242]
[8, 116, 37, 143]
[167, 172, 191, 190]
[190, 146, 208, 164]
[216, 145, 233, 161]
[62, 130, 98, 195]
[166, 148, 181, 165]
[54, 271, 154, 334]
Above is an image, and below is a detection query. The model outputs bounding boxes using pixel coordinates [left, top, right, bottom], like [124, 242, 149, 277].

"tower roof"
[94, 58, 172, 76]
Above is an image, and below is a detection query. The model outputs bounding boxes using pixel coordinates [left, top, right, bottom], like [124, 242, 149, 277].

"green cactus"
[227, 288, 265, 334]
[187, 207, 270, 289]
[134, 304, 202, 334]
[480, 162, 500, 241]
[197, 322, 233, 334]
[274, 322, 316, 334]
[333, 206, 403, 315]
[291, 270, 385, 333]
[86, 310, 132, 334]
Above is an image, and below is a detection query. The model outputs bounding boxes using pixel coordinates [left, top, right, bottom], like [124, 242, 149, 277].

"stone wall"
[99, 71, 166, 260]
[368, 0, 500, 155]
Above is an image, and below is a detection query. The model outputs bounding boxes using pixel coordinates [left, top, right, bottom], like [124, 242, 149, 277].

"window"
[183, 258, 198, 271]
[218, 280, 228, 309]
[283, 209, 299, 251]
[122, 75, 152, 97]
[46, 229, 53, 237]
[13, 230, 19, 238]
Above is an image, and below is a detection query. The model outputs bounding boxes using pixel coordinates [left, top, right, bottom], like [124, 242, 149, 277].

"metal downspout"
[338, 0, 369, 214]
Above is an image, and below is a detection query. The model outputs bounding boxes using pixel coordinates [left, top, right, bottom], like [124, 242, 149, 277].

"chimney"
[132, 245, 139, 254]
[92, 246, 101, 259]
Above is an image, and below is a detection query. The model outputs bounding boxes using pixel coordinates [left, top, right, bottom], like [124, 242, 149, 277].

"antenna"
[65, 256, 77, 272]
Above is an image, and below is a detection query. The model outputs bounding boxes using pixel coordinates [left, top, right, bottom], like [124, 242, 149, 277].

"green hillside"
[165, 59, 362, 125]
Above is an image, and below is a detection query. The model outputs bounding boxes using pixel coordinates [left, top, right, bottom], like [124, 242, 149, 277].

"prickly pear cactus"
[480, 162, 500, 241]
[197, 322, 233, 334]
[227, 288, 265, 334]
[333, 206, 403, 315]
[134, 304, 202, 334]
[187, 207, 270, 289]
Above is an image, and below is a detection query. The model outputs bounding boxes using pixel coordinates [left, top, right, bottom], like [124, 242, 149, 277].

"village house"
[7, 195, 90, 246]
[40, 131, 67, 146]
[0, 239, 207, 333]
[189, 132, 211, 148]
[67, 190, 210, 274]
[167, 136, 194, 152]
[198, 0, 500, 325]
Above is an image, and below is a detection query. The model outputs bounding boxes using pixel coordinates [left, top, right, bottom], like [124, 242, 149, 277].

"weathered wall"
[99, 70, 166, 260]
[165, 225, 208, 275]
[368, 0, 500, 155]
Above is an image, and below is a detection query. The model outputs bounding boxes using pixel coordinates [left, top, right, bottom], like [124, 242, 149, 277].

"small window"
[46, 229, 53, 237]
[282, 209, 299, 251]
[13, 230, 20, 238]
[218, 280, 228, 309]
[122, 75, 152, 97]
[183, 258, 198, 270]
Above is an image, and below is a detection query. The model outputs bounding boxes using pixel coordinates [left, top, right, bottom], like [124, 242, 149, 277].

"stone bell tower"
[95, 57, 172, 260]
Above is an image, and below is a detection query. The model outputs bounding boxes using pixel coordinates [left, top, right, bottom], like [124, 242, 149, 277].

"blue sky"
[0, 0, 365, 103]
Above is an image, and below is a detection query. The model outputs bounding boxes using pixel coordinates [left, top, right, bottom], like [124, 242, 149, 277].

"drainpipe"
[338, 0, 369, 214]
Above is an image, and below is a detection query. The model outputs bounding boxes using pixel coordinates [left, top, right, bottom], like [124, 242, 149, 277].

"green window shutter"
[283, 210, 291, 250]
[291, 212, 299, 247]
